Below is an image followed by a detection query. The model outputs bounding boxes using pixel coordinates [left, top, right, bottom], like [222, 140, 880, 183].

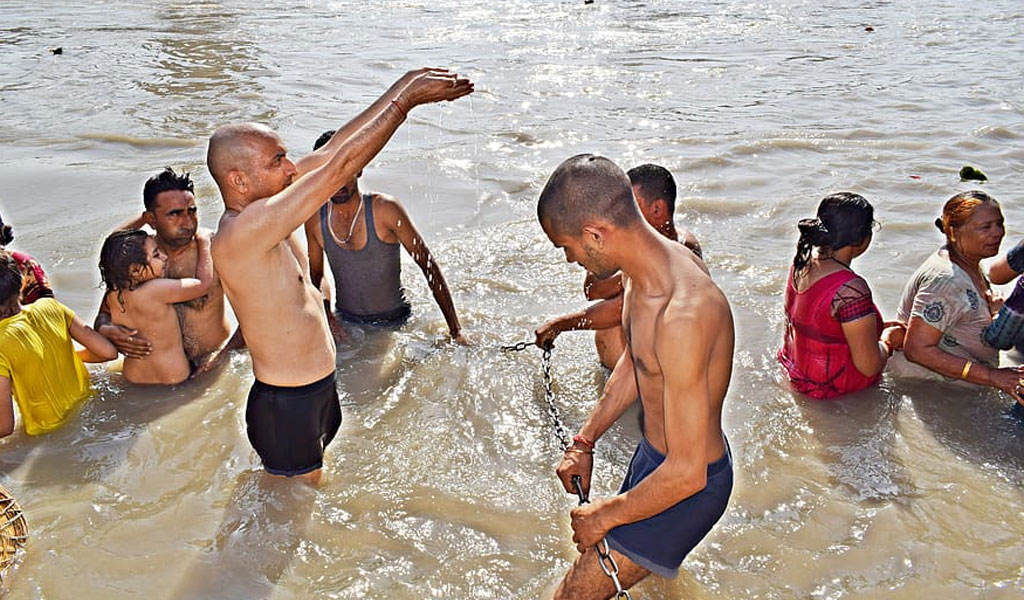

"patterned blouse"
[890, 248, 998, 382]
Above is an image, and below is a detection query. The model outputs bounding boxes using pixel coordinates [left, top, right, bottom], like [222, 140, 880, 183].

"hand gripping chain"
[573, 476, 632, 600]
[501, 341, 630, 599]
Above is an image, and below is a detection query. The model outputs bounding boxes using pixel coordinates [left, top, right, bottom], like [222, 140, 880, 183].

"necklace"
[828, 256, 851, 270]
[327, 195, 364, 247]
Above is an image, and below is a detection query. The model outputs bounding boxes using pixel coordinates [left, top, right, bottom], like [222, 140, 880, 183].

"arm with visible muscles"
[293, 68, 443, 177]
[555, 346, 639, 499]
[222, 71, 472, 252]
[535, 294, 623, 349]
[387, 200, 464, 341]
[569, 312, 712, 549]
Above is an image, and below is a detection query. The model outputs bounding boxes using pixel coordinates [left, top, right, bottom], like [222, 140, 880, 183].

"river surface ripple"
[0, 1, 1022, 598]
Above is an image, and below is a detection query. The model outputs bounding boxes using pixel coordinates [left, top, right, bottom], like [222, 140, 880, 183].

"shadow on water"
[898, 379, 1024, 488]
[169, 469, 316, 600]
[0, 369, 220, 489]
[794, 379, 916, 503]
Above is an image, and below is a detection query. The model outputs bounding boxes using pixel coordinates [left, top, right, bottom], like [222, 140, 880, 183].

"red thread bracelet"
[572, 434, 595, 449]
[390, 98, 407, 117]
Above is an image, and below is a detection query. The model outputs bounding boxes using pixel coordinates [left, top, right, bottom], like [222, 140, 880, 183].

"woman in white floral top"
[893, 190, 1024, 406]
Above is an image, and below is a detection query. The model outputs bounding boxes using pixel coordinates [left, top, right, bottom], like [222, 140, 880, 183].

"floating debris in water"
[49, 47, 62, 55]
[909, 175, 921, 180]
[959, 165, 987, 182]
[865, 26, 875, 32]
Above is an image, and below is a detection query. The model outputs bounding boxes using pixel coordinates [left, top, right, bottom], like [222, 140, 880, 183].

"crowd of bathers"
[0, 67, 1021, 599]
[541, 184, 1024, 418]
[0, 136, 465, 435]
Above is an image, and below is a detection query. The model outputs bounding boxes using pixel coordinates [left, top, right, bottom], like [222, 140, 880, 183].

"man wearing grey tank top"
[304, 130, 466, 344]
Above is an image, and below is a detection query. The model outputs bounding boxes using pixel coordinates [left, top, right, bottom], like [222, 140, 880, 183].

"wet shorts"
[339, 301, 412, 326]
[605, 436, 733, 578]
[245, 373, 343, 476]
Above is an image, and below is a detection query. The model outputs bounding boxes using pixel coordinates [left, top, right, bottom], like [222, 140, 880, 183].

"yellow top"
[0, 298, 92, 435]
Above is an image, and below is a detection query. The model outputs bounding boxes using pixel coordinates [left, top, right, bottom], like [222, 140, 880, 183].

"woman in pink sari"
[778, 193, 905, 399]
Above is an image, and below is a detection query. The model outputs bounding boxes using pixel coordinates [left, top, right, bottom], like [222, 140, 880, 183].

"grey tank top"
[320, 194, 409, 320]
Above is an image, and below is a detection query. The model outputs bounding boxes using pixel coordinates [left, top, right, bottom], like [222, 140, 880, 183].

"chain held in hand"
[572, 477, 632, 600]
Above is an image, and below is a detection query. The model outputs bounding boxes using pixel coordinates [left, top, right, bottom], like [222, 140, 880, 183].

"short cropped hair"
[143, 167, 194, 212]
[313, 130, 335, 151]
[0, 251, 21, 304]
[538, 154, 641, 236]
[627, 164, 676, 214]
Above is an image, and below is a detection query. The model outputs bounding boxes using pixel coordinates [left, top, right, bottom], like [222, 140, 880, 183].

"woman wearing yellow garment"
[0, 251, 117, 438]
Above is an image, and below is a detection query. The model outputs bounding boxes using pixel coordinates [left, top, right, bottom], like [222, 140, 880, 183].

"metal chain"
[502, 340, 631, 599]
[573, 476, 632, 600]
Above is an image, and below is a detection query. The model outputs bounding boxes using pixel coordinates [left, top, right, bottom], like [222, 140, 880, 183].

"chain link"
[573, 477, 632, 600]
[502, 340, 631, 599]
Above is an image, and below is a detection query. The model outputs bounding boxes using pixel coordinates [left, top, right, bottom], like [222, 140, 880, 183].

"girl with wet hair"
[779, 193, 906, 399]
[97, 229, 215, 385]
[893, 191, 1024, 411]
[0, 209, 55, 304]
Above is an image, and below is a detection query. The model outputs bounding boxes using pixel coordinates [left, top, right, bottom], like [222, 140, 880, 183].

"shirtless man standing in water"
[539, 155, 734, 598]
[96, 168, 238, 371]
[207, 69, 472, 484]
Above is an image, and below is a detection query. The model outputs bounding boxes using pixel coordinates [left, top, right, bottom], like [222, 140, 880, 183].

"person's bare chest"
[622, 288, 666, 384]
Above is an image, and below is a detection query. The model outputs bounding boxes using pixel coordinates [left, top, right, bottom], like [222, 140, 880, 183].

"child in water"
[98, 229, 214, 385]
[0, 251, 117, 438]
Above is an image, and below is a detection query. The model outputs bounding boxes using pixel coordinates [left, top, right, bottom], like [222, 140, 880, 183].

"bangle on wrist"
[960, 360, 973, 380]
[572, 434, 595, 449]
[564, 448, 593, 455]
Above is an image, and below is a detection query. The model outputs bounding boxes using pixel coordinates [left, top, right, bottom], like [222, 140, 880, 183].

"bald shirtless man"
[96, 168, 237, 371]
[539, 155, 734, 599]
[208, 68, 472, 484]
[534, 164, 702, 369]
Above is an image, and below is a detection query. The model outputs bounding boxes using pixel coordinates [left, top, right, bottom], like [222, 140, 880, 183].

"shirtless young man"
[538, 155, 734, 599]
[95, 168, 239, 370]
[535, 164, 702, 369]
[207, 68, 472, 484]
[304, 130, 466, 342]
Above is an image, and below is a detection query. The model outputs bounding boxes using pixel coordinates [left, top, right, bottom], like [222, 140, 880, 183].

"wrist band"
[564, 448, 593, 455]
[879, 340, 893, 358]
[390, 98, 407, 117]
[960, 360, 973, 380]
[572, 434, 595, 449]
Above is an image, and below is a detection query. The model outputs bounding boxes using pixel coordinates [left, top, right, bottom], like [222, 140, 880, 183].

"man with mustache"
[95, 167, 238, 372]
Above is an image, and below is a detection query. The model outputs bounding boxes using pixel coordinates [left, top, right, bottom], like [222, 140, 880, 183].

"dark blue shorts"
[605, 436, 733, 578]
